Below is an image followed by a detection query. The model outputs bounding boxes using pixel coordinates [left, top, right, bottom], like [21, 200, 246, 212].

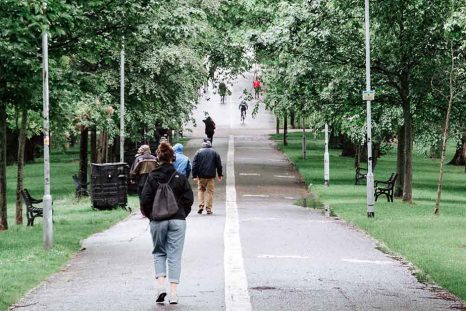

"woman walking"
[140, 142, 194, 304]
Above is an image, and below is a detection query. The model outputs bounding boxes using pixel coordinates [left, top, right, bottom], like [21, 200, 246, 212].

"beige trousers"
[197, 178, 215, 210]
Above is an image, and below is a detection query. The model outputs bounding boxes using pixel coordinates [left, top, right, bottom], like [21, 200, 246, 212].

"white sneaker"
[169, 295, 178, 304]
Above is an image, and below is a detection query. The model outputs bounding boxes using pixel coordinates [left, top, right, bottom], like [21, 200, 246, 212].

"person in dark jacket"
[202, 112, 216, 144]
[130, 145, 159, 198]
[192, 138, 222, 215]
[140, 142, 194, 305]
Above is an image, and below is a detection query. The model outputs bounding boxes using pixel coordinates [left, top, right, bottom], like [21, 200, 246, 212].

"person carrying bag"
[140, 142, 194, 305]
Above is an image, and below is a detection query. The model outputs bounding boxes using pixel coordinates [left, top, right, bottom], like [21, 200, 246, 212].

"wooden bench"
[375, 173, 398, 202]
[21, 189, 43, 226]
[72, 175, 89, 198]
[355, 166, 368, 185]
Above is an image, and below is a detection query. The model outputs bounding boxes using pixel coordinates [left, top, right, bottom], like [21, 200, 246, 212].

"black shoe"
[156, 289, 167, 303]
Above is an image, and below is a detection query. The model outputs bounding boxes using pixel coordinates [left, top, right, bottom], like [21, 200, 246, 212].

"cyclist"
[238, 100, 249, 122]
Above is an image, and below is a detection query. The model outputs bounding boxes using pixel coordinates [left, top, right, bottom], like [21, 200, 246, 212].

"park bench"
[374, 173, 398, 202]
[21, 189, 43, 226]
[355, 166, 368, 185]
[72, 174, 89, 198]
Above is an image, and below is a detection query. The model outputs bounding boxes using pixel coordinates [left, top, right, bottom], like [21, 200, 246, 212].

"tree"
[434, 4, 466, 215]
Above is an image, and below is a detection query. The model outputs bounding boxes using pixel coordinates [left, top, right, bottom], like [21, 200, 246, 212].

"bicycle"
[240, 109, 246, 124]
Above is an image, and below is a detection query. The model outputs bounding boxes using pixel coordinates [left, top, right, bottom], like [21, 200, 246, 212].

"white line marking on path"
[224, 135, 252, 311]
[229, 91, 234, 129]
[342, 259, 393, 265]
[239, 173, 261, 176]
[274, 175, 295, 179]
[242, 194, 270, 198]
[258, 255, 311, 259]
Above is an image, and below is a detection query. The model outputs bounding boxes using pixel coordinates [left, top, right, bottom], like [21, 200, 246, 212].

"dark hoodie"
[140, 163, 194, 220]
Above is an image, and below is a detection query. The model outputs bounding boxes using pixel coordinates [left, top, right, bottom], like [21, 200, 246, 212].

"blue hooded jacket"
[173, 143, 191, 178]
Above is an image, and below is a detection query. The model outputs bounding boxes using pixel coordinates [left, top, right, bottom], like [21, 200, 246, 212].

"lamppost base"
[367, 212, 375, 218]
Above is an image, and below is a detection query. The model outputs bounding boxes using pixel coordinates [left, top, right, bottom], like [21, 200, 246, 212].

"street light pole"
[364, 0, 375, 217]
[42, 32, 53, 249]
[324, 123, 330, 187]
[120, 46, 125, 163]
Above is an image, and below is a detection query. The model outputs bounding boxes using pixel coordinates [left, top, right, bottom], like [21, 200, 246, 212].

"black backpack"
[151, 172, 179, 221]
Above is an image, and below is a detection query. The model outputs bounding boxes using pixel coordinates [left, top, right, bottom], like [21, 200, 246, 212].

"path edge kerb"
[268, 134, 466, 309]
[8, 211, 136, 311]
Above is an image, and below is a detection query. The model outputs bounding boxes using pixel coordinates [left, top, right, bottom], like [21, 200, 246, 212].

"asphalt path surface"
[13, 73, 463, 311]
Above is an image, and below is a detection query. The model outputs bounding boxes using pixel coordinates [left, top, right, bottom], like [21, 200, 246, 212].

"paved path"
[13, 73, 463, 310]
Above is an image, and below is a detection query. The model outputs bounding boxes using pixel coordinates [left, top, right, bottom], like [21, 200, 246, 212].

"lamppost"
[120, 45, 125, 163]
[42, 26, 53, 250]
[363, 0, 375, 218]
[324, 123, 330, 187]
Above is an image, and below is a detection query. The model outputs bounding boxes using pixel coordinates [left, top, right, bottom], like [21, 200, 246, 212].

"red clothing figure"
[253, 79, 261, 99]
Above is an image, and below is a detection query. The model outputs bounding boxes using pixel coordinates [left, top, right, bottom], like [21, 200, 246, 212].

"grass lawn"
[273, 132, 466, 302]
[0, 149, 135, 311]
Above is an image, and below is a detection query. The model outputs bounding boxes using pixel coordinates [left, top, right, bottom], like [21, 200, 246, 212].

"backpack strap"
[166, 171, 178, 184]
[157, 171, 178, 186]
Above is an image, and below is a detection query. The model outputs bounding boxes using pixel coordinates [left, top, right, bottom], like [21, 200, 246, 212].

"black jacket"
[140, 163, 194, 220]
[203, 117, 215, 135]
[192, 146, 223, 179]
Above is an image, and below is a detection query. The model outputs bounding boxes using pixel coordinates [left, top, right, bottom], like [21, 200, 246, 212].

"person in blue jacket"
[173, 143, 191, 178]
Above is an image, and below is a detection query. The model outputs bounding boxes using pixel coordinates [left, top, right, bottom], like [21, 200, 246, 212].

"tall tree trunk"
[448, 132, 465, 166]
[90, 126, 97, 164]
[399, 72, 413, 203]
[283, 112, 288, 146]
[97, 131, 108, 163]
[354, 144, 362, 168]
[167, 129, 173, 145]
[448, 144, 465, 165]
[290, 111, 296, 129]
[341, 134, 356, 157]
[395, 125, 405, 198]
[435, 44, 457, 215]
[79, 127, 89, 186]
[434, 98, 453, 215]
[402, 103, 413, 202]
[276, 117, 280, 134]
[15, 106, 27, 225]
[464, 139, 466, 173]
[0, 102, 8, 230]
[108, 138, 119, 163]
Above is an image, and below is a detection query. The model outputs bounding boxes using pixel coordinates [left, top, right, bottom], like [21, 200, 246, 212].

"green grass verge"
[273, 132, 466, 302]
[0, 149, 135, 310]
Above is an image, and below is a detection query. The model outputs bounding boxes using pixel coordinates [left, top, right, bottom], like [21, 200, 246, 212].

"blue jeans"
[150, 219, 186, 284]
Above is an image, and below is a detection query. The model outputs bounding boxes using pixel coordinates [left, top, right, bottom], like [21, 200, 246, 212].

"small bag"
[151, 172, 179, 221]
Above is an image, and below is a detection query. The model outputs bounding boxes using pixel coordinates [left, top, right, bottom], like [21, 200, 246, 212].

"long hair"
[156, 142, 174, 163]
